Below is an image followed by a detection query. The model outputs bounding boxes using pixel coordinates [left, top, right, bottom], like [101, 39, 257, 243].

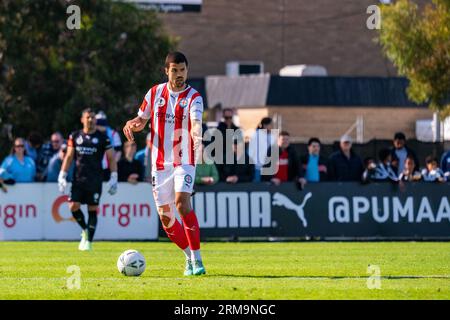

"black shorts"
[69, 182, 102, 205]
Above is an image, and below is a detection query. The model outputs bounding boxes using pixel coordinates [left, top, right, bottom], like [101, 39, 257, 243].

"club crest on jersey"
[179, 98, 188, 109]
[184, 174, 193, 185]
[92, 137, 99, 144]
[156, 97, 166, 108]
[76, 136, 83, 145]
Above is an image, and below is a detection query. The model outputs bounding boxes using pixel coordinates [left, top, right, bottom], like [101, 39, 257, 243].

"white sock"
[191, 250, 202, 262]
[183, 247, 191, 260]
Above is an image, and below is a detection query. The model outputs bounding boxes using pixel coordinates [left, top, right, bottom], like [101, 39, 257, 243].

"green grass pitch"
[0, 241, 449, 299]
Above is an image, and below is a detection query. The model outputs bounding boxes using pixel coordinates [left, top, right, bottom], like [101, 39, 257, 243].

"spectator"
[46, 143, 74, 182]
[328, 134, 364, 182]
[195, 143, 219, 185]
[135, 132, 152, 182]
[215, 108, 242, 178]
[422, 156, 446, 183]
[363, 148, 398, 183]
[361, 157, 377, 183]
[25, 131, 43, 161]
[440, 149, 450, 179]
[263, 131, 303, 187]
[118, 141, 143, 184]
[0, 138, 36, 182]
[390, 132, 419, 175]
[221, 141, 254, 184]
[36, 132, 64, 181]
[300, 137, 328, 182]
[96, 111, 122, 180]
[248, 117, 276, 182]
[398, 155, 422, 182]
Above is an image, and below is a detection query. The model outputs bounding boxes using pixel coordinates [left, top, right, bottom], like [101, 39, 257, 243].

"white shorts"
[151, 165, 196, 207]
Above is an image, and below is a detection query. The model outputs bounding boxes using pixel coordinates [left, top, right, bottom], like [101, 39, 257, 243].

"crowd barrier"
[1, 182, 449, 240]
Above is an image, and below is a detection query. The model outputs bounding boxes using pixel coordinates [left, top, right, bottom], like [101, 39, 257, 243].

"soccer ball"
[117, 249, 146, 276]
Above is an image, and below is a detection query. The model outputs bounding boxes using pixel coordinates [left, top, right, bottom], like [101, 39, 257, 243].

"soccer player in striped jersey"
[123, 52, 205, 276]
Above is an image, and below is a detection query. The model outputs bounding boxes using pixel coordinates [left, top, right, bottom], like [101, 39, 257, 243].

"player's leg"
[82, 187, 102, 251]
[153, 169, 193, 275]
[83, 205, 98, 251]
[68, 185, 88, 251]
[174, 165, 205, 275]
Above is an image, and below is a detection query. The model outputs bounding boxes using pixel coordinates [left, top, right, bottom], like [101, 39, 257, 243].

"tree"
[378, 0, 450, 127]
[0, 0, 175, 158]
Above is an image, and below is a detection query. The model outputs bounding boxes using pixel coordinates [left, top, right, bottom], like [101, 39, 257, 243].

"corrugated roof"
[266, 76, 428, 107]
[205, 74, 270, 108]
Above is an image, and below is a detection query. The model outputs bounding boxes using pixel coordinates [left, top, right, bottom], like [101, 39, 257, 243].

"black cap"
[394, 132, 406, 140]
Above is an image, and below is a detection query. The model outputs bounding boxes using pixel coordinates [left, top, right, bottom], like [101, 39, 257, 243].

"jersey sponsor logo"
[156, 97, 166, 108]
[179, 98, 188, 108]
[75, 146, 98, 155]
[155, 112, 186, 121]
[76, 136, 83, 145]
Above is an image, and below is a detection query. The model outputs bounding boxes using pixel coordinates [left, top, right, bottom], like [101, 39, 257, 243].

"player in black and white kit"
[58, 108, 118, 251]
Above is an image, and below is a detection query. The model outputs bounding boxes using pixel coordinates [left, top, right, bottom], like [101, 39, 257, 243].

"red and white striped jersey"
[137, 82, 203, 171]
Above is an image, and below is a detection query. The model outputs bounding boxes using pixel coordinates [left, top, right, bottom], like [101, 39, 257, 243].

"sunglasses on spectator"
[51, 140, 61, 144]
[224, 116, 233, 120]
[15, 144, 25, 148]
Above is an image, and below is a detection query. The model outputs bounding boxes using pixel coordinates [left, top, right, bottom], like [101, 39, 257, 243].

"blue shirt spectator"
[305, 154, 320, 182]
[45, 144, 74, 182]
[24, 131, 43, 161]
[300, 138, 329, 182]
[0, 138, 36, 182]
[35, 132, 64, 181]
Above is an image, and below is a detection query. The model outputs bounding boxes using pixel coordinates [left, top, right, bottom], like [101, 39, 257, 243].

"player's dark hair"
[308, 137, 321, 146]
[165, 51, 188, 68]
[280, 131, 290, 137]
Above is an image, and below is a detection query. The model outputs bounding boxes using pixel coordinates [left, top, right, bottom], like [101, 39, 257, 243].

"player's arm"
[190, 96, 204, 164]
[191, 119, 203, 164]
[105, 146, 119, 195]
[124, 88, 153, 142]
[106, 148, 118, 174]
[58, 145, 74, 193]
[61, 146, 75, 174]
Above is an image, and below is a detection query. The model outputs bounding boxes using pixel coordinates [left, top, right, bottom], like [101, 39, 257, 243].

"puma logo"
[272, 192, 312, 227]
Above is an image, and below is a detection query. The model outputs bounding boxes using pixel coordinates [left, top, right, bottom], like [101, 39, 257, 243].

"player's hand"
[58, 171, 68, 194]
[123, 118, 146, 142]
[108, 172, 118, 195]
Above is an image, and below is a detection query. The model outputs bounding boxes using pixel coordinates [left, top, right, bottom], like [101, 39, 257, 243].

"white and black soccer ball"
[117, 250, 146, 276]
